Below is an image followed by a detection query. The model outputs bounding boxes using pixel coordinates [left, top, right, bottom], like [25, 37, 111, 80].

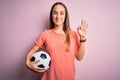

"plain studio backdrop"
[0, 0, 120, 80]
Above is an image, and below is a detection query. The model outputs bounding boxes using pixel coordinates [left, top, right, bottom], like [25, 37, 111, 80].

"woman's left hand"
[77, 20, 88, 40]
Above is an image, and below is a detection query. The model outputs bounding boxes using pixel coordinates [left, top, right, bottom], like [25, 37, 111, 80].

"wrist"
[80, 36, 86, 39]
[80, 39, 87, 43]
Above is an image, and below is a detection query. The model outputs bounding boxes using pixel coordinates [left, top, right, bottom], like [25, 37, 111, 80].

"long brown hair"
[49, 2, 71, 51]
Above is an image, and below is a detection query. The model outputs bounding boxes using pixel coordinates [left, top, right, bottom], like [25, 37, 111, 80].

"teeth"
[57, 21, 59, 22]
[57, 20, 61, 22]
[56, 19, 61, 21]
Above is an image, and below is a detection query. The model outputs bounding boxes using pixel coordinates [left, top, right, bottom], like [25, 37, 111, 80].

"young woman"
[26, 2, 88, 80]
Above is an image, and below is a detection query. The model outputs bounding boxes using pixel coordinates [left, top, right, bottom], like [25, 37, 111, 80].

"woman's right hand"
[26, 60, 45, 73]
[25, 44, 45, 73]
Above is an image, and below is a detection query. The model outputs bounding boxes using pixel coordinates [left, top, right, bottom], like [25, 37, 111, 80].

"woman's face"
[52, 4, 66, 27]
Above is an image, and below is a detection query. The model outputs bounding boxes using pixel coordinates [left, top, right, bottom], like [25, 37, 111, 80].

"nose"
[56, 13, 60, 19]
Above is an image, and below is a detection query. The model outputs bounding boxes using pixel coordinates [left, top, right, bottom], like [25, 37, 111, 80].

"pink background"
[0, 0, 120, 80]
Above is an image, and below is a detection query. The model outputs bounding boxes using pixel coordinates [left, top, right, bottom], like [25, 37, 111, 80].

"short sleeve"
[35, 31, 46, 48]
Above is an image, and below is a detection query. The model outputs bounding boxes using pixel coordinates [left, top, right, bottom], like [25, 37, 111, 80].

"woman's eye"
[53, 12, 57, 15]
[60, 12, 64, 15]
[60, 13, 64, 15]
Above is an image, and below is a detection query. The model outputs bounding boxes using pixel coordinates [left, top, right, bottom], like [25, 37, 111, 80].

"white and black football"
[30, 50, 51, 70]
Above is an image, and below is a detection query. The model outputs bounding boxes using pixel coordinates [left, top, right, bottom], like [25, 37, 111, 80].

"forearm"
[25, 44, 40, 66]
[76, 42, 86, 61]
[76, 19, 88, 61]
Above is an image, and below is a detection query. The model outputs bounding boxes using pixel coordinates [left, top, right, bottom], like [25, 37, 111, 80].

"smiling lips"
[55, 18, 62, 23]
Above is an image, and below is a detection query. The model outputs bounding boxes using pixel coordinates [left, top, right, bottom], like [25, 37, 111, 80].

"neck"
[54, 25, 65, 34]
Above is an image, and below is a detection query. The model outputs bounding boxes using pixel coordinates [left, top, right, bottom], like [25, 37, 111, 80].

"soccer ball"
[30, 50, 51, 70]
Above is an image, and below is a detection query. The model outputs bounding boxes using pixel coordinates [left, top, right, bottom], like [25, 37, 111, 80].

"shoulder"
[39, 29, 55, 39]
[41, 29, 53, 35]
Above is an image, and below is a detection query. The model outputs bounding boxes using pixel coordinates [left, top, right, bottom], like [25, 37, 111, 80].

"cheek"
[61, 14, 66, 19]
[62, 15, 65, 21]
[63, 15, 65, 19]
[52, 15, 56, 20]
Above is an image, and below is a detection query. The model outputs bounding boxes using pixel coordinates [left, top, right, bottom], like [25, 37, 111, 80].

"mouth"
[56, 20, 61, 23]
[55, 19, 62, 23]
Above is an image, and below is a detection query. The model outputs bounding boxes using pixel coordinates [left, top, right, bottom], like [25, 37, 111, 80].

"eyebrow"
[52, 10, 65, 13]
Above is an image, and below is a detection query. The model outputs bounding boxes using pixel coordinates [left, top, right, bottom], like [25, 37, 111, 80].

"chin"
[55, 23, 63, 26]
[54, 22, 64, 26]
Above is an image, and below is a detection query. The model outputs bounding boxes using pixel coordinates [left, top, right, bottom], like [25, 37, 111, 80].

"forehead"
[52, 4, 65, 12]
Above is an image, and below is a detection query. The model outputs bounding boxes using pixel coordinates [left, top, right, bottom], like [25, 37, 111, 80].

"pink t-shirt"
[35, 29, 80, 80]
